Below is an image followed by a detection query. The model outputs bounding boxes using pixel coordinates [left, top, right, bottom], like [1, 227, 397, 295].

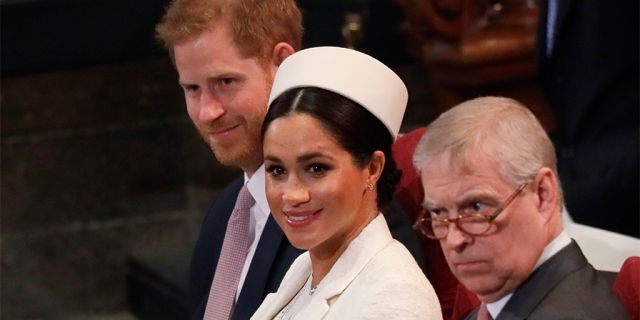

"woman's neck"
[308, 209, 378, 287]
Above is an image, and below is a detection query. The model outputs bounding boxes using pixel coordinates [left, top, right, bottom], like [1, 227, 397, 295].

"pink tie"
[477, 303, 493, 320]
[204, 185, 254, 320]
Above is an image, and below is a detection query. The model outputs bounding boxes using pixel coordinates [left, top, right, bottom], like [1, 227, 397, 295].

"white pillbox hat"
[268, 46, 408, 140]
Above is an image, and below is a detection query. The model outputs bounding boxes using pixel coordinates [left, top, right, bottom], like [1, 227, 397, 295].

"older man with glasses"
[412, 96, 628, 320]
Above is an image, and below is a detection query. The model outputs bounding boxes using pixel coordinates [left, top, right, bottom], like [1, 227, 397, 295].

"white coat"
[251, 214, 442, 320]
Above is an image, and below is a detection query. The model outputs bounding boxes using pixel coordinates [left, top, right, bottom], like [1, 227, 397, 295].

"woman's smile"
[282, 208, 323, 226]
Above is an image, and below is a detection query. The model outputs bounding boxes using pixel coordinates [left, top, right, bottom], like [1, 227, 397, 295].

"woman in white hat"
[251, 47, 441, 319]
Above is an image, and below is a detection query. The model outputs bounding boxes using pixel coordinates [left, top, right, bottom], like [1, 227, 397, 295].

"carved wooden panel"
[395, 0, 555, 130]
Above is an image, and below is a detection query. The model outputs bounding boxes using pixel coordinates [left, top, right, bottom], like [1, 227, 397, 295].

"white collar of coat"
[257, 213, 392, 318]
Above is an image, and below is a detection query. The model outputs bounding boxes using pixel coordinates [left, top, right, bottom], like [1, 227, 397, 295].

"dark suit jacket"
[466, 241, 628, 320]
[189, 176, 424, 320]
[189, 177, 303, 320]
[536, 0, 639, 236]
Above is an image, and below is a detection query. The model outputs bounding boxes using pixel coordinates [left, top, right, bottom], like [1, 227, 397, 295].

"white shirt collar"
[486, 230, 572, 317]
[486, 293, 512, 319]
[534, 230, 572, 270]
[245, 164, 270, 214]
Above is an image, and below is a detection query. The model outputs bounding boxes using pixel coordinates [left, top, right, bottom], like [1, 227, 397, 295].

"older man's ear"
[533, 167, 560, 223]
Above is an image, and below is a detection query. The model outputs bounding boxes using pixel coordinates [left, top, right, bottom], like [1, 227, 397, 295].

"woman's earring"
[367, 184, 375, 191]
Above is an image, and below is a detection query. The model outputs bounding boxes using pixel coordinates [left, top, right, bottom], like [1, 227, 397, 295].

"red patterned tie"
[477, 303, 493, 320]
[204, 185, 254, 320]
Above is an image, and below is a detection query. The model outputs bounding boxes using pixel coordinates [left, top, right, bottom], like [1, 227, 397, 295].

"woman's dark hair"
[262, 87, 401, 208]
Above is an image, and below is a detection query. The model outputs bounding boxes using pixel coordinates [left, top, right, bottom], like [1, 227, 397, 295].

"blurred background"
[3, 0, 634, 319]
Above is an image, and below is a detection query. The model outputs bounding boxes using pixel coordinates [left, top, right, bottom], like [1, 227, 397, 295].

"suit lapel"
[252, 215, 393, 319]
[300, 215, 393, 318]
[232, 217, 289, 319]
[254, 253, 313, 319]
[300, 297, 331, 319]
[497, 241, 587, 320]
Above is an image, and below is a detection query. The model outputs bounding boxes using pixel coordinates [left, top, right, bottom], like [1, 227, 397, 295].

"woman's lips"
[282, 209, 322, 227]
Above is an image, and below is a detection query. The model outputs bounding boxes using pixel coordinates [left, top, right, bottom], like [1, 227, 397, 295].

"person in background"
[252, 46, 442, 319]
[537, 0, 639, 236]
[413, 96, 628, 319]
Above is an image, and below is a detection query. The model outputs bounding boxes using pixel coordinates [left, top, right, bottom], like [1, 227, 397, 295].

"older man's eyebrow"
[422, 197, 448, 213]
[422, 200, 437, 209]
[422, 190, 497, 209]
[458, 190, 499, 205]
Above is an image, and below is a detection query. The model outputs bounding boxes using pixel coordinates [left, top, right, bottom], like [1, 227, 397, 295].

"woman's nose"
[282, 178, 310, 205]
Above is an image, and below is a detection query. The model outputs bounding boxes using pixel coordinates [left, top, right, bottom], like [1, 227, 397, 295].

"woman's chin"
[284, 233, 316, 250]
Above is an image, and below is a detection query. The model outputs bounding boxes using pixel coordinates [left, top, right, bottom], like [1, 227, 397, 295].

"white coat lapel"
[252, 253, 312, 319]
[298, 297, 331, 319]
[304, 215, 392, 314]
[254, 215, 392, 319]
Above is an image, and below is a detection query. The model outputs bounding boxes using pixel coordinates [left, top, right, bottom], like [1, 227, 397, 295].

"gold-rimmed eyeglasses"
[413, 182, 528, 240]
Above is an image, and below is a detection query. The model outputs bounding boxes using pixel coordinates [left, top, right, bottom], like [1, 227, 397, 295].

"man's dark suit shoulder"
[497, 241, 628, 320]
